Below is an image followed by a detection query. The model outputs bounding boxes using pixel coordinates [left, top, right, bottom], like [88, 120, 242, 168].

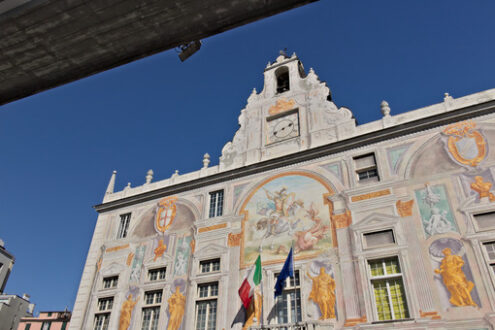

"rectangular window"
[144, 290, 163, 305]
[93, 313, 110, 330]
[41, 322, 51, 330]
[274, 270, 301, 324]
[98, 297, 113, 312]
[103, 276, 118, 289]
[141, 307, 160, 330]
[148, 267, 167, 281]
[142, 290, 161, 330]
[25, 324, 31, 330]
[474, 212, 495, 230]
[117, 213, 131, 239]
[364, 230, 395, 248]
[368, 257, 409, 321]
[200, 259, 220, 273]
[209, 190, 224, 218]
[483, 241, 495, 276]
[195, 282, 218, 330]
[354, 153, 379, 183]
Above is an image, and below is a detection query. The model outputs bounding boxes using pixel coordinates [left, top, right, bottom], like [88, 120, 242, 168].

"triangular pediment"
[194, 242, 227, 258]
[101, 262, 126, 276]
[350, 212, 400, 232]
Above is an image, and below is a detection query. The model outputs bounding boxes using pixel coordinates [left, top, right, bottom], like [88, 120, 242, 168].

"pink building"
[18, 311, 70, 330]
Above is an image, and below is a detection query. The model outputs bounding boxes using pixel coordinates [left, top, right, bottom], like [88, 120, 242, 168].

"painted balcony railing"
[250, 321, 334, 330]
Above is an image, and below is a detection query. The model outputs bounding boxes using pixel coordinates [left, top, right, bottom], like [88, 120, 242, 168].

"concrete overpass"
[0, 0, 317, 106]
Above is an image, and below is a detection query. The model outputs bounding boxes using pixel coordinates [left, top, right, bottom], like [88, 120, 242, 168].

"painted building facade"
[71, 54, 495, 330]
[18, 311, 71, 330]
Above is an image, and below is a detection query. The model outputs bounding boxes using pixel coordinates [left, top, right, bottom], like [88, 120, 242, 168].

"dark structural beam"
[0, 0, 318, 106]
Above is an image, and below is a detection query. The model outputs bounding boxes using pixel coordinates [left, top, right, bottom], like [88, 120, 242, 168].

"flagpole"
[291, 241, 299, 325]
[259, 244, 264, 328]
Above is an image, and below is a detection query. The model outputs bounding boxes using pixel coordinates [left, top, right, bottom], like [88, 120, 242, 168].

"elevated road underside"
[0, 0, 317, 106]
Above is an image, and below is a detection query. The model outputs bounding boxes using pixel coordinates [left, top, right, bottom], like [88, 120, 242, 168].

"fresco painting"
[387, 144, 411, 174]
[429, 238, 481, 309]
[174, 235, 193, 276]
[415, 184, 458, 238]
[242, 174, 332, 266]
[306, 260, 337, 321]
[129, 245, 146, 284]
[459, 170, 495, 203]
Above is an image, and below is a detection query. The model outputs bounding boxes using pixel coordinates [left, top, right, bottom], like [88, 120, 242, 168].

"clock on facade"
[266, 109, 300, 144]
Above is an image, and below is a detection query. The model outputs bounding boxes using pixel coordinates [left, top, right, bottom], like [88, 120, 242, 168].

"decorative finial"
[172, 170, 179, 178]
[105, 170, 117, 195]
[124, 182, 131, 190]
[381, 100, 391, 117]
[145, 169, 154, 184]
[444, 93, 453, 102]
[202, 153, 210, 169]
[251, 88, 257, 94]
[279, 48, 289, 58]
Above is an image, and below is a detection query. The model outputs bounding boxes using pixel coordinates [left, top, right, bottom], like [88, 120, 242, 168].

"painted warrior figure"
[167, 287, 186, 330]
[308, 267, 336, 320]
[118, 294, 139, 330]
[434, 248, 477, 307]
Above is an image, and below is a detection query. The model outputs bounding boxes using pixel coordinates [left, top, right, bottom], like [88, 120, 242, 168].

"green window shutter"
[61, 321, 67, 330]
[25, 324, 31, 330]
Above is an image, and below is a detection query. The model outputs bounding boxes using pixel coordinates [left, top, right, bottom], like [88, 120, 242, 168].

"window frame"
[273, 270, 302, 325]
[195, 282, 219, 330]
[117, 213, 132, 239]
[208, 190, 224, 218]
[353, 153, 380, 184]
[367, 256, 410, 322]
[473, 212, 495, 232]
[102, 275, 119, 289]
[93, 312, 110, 330]
[147, 267, 167, 282]
[97, 297, 114, 312]
[199, 258, 221, 274]
[363, 229, 396, 249]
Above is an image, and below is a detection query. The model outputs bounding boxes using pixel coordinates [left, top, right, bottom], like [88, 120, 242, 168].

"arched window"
[275, 66, 290, 94]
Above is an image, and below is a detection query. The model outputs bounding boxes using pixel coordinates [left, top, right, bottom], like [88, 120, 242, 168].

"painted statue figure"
[425, 207, 453, 236]
[153, 239, 167, 261]
[434, 248, 477, 307]
[118, 294, 139, 330]
[242, 286, 262, 330]
[294, 203, 329, 253]
[167, 287, 186, 330]
[308, 267, 336, 320]
[471, 176, 495, 201]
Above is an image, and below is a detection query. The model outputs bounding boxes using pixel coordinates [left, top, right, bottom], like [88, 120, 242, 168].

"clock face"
[267, 111, 299, 144]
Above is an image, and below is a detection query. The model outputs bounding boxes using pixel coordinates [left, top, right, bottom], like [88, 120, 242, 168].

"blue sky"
[2, 0, 495, 312]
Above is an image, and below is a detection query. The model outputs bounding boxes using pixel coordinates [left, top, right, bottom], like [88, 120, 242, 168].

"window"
[142, 290, 162, 330]
[25, 324, 31, 330]
[275, 66, 290, 94]
[195, 282, 218, 330]
[103, 276, 118, 289]
[200, 259, 220, 273]
[144, 290, 162, 305]
[41, 322, 51, 330]
[61, 322, 68, 330]
[208, 190, 224, 218]
[117, 213, 131, 239]
[474, 212, 495, 230]
[364, 230, 395, 248]
[483, 242, 495, 276]
[354, 153, 379, 183]
[368, 257, 409, 321]
[148, 267, 167, 281]
[93, 313, 110, 330]
[274, 270, 301, 324]
[98, 297, 113, 312]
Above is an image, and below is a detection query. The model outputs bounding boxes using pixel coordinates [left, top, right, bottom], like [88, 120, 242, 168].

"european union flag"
[274, 247, 294, 297]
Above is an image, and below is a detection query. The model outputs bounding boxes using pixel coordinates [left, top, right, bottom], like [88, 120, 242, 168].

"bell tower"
[219, 53, 356, 171]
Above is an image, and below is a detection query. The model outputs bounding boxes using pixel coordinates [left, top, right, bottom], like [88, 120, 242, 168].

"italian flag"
[238, 255, 262, 309]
